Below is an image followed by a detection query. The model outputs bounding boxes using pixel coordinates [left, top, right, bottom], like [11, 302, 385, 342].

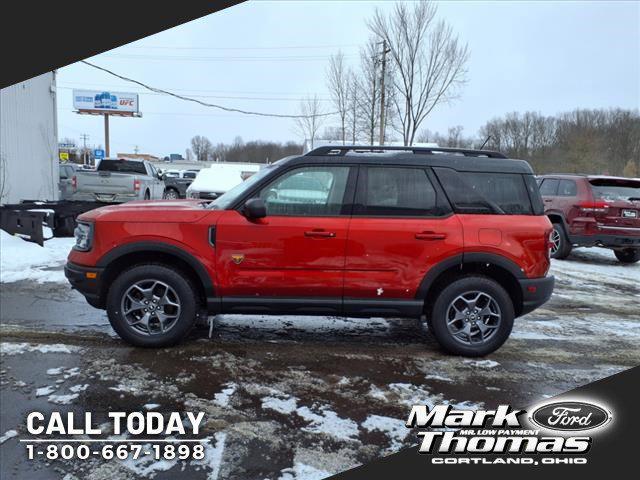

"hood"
[78, 199, 213, 223]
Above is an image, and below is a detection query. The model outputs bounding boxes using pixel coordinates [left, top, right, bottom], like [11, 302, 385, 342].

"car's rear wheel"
[550, 223, 572, 259]
[106, 264, 197, 347]
[163, 188, 179, 200]
[428, 276, 514, 357]
[614, 248, 640, 264]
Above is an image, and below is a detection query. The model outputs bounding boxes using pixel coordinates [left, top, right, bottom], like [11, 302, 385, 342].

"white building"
[0, 72, 59, 204]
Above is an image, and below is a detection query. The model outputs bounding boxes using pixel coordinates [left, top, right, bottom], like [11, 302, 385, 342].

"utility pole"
[104, 114, 110, 158]
[80, 133, 90, 165]
[378, 39, 390, 145]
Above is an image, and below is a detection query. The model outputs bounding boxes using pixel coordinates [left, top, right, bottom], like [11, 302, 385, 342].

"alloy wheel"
[445, 291, 502, 345]
[120, 280, 181, 335]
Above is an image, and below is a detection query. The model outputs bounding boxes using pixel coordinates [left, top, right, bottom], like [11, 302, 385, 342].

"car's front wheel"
[614, 248, 640, 264]
[163, 188, 179, 200]
[106, 264, 197, 347]
[428, 276, 514, 357]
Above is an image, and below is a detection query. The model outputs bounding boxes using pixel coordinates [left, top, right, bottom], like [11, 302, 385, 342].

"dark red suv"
[65, 146, 554, 356]
[538, 174, 640, 263]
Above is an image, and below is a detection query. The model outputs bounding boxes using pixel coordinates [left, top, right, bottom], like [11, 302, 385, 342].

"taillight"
[71, 175, 77, 192]
[133, 179, 141, 192]
[577, 200, 608, 214]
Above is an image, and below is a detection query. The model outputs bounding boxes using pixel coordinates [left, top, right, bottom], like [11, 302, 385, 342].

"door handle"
[544, 199, 553, 202]
[415, 231, 447, 241]
[305, 230, 336, 238]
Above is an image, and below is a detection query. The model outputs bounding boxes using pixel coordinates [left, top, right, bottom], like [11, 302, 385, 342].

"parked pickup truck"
[163, 170, 197, 199]
[72, 158, 165, 203]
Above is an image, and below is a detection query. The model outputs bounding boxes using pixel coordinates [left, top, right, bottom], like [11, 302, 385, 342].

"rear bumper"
[518, 275, 555, 316]
[72, 192, 138, 203]
[570, 233, 640, 249]
[64, 261, 104, 308]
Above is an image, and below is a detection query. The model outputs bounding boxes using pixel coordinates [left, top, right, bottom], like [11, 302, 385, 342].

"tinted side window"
[258, 166, 350, 216]
[558, 179, 577, 196]
[539, 179, 559, 196]
[355, 167, 446, 216]
[434, 168, 533, 215]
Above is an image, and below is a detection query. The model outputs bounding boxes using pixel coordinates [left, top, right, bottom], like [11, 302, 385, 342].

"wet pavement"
[1, 248, 639, 479]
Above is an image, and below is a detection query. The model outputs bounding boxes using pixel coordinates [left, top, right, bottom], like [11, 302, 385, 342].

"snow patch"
[262, 396, 298, 415]
[361, 415, 408, 452]
[68, 384, 89, 393]
[47, 393, 79, 405]
[1, 342, 79, 355]
[278, 462, 332, 480]
[143, 403, 161, 410]
[463, 359, 500, 369]
[46, 367, 64, 375]
[0, 231, 74, 283]
[213, 383, 237, 407]
[193, 432, 227, 480]
[35, 386, 56, 397]
[296, 405, 359, 441]
[0, 430, 18, 444]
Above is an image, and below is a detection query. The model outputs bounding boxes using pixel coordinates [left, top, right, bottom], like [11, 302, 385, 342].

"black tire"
[144, 190, 151, 200]
[550, 223, 572, 259]
[106, 264, 198, 347]
[614, 248, 640, 264]
[428, 276, 514, 357]
[163, 188, 179, 200]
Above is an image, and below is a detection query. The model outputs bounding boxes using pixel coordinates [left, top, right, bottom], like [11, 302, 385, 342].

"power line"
[123, 43, 360, 51]
[80, 60, 336, 119]
[57, 86, 331, 102]
[102, 53, 357, 62]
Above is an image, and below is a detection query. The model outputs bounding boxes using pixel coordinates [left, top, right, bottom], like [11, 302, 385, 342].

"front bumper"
[518, 275, 555, 316]
[64, 261, 104, 308]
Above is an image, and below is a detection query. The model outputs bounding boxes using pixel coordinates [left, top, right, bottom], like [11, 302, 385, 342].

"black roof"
[280, 145, 534, 174]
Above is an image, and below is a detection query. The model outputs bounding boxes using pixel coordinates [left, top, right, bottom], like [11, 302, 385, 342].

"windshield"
[98, 159, 147, 174]
[590, 179, 640, 202]
[207, 164, 278, 209]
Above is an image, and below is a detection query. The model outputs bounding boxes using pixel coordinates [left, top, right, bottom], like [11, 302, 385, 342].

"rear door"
[215, 164, 356, 313]
[343, 165, 463, 316]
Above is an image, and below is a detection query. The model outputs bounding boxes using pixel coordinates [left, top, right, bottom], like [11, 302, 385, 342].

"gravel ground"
[1, 246, 638, 479]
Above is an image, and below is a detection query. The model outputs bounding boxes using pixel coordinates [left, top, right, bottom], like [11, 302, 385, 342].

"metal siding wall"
[0, 72, 58, 204]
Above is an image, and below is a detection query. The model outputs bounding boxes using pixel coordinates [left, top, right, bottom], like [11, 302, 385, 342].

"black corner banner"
[0, 0, 246, 89]
[331, 366, 638, 478]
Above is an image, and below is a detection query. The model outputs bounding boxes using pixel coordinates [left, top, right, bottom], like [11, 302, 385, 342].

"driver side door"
[215, 164, 356, 314]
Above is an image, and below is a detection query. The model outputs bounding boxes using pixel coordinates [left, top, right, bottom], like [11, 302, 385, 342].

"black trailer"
[0, 200, 106, 246]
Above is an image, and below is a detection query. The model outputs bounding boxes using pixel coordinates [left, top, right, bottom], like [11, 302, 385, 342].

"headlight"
[73, 222, 93, 251]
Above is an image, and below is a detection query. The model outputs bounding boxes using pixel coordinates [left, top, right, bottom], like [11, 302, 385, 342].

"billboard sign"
[73, 90, 139, 114]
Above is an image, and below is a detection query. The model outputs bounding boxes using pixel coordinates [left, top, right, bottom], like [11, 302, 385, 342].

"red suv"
[538, 174, 640, 263]
[65, 146, 554, 356]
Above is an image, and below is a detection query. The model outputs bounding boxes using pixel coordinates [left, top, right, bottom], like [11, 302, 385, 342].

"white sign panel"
[73, 89, 139, 113]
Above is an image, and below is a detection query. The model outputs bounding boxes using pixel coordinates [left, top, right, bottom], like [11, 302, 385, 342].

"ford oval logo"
[531, 401, 611, 431]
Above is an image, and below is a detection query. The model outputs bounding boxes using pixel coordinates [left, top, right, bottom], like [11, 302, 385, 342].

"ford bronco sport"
[538, 174, 640, 263]
[65, 146, 554, 356]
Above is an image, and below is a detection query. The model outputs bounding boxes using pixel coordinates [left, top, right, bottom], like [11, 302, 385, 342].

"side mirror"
[243, 198, 267, 219]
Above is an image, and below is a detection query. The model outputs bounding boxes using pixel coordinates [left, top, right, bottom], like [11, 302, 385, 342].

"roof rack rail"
[305, 145, 507, 159]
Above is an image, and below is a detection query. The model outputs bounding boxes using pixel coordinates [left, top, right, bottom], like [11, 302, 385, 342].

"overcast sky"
[56, 0, 639, 157]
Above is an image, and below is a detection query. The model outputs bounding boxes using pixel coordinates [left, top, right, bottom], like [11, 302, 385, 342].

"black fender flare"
[96, 241, 215, 299]
[415, 252, 525, 300]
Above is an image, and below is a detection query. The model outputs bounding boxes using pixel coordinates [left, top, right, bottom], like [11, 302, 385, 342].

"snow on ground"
[0, 342, 80, 355]
[0, 230, 74, 283]
[296, 404, 360, 441]
[278, 463, 332, 480]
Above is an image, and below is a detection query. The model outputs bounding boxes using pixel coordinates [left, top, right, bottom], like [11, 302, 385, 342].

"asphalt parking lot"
[1, 246, 639, 479]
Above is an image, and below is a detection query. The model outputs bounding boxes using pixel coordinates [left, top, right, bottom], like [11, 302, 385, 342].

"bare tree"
[294, 95, 325, 149]
[326, 51, 351, 144]
[346, 72, 359, 144]
[368, 1, 470, 145]
[190, 135, 213, 162]
[356, 40, 381, 145]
